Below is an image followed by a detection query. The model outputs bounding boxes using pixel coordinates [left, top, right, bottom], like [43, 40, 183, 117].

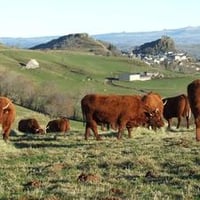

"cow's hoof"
[96, 137, 102, 141]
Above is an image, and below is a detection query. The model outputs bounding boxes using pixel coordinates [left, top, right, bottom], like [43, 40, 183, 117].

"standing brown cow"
[141, 92, 164, 130]
[187, 79, 200, 141]
[81, 93, 164, 140]
[162, 94, 191, 129]
[0, 97, 16, 141]
[18, 118, 45, 134]
[46, 117, 70, 136]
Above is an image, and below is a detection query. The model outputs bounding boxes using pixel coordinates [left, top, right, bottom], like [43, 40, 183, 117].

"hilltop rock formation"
[133, 36, 176, 55]
[30, 33, 121, 56]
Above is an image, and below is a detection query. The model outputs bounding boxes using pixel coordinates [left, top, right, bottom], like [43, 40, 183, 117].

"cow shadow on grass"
[166, 127, 194, 133]
[9, 129, 19, 137]
[99, 131, 118, 138]
[99, 131, 131, 139]
[10, 130, 96, 149]
[12, 140, 95, 149]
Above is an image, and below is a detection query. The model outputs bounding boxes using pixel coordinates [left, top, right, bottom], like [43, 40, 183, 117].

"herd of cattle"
[1, 79, 200, 142]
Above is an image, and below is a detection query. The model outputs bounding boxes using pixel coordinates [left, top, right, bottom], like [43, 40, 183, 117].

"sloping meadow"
[0, 123, 200, 199]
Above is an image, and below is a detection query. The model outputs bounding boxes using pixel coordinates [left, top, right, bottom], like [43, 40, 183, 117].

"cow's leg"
[127, 127, 132, 138]
[2, 122, 11, 142]
[91, 121, 101, 140]
[176, 117, 181, 129]
[2, 112, 14, 142]
[186, 116, 189, 129]
[196, 127, 200, 141]
[85, 123, 91, 140]
[100, 123, 106, 131]
[167, 118, 172, 129]
[117, 121, 126, 139]
[85, 121, 101, 140]
[195, 118, 200, 141]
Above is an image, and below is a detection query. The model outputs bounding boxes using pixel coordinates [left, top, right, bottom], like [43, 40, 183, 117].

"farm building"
[119, 72, 151, 81]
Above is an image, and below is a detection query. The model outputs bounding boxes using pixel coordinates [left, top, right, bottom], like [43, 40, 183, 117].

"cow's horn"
[3, 102, 10, 110]
[163, 99, 167, 106]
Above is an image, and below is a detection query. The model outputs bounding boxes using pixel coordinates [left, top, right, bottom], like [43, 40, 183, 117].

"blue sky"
[0, 0, 199, 37]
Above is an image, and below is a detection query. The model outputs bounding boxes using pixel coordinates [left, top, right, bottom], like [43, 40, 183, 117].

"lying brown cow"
[81, 93, 164, 140]
[46, 117, 70, 136]
[187, 79, 200, 141]
[162, 94, 191, 129]
[18, 118, 45, 134]
[0, 97, 16, 141]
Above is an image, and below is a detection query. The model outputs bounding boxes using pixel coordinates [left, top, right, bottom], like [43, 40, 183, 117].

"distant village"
[119, 36, 200, 81]
[130, 51, 189, 66]
[119, 51, 199, 81]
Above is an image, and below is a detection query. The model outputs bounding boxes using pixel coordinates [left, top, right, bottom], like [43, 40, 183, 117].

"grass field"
[1, 46, 200, 199]
[0, 105, 199, 200]
[0, 114, 200, 199]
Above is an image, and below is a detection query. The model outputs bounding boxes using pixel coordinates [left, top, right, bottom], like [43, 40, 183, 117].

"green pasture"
[0, 47, 198, 97]
[0, 104, 199, 199]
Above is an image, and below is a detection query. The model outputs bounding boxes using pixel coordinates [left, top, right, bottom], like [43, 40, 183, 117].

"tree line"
[0, 70, 85, 120]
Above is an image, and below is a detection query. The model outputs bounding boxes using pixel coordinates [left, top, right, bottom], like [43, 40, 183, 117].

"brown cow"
[187, 79, 200, 141]
[141, 92, 164, 130]
[81, 93, 164, 140]
[0, 97, 16, 141]
[18, 118, 45, 134]
[46, 117, 70, 136]
[162, 94, 191, 129]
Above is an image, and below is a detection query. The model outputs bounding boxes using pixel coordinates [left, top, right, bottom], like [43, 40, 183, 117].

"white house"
[119, 73, 151, 81]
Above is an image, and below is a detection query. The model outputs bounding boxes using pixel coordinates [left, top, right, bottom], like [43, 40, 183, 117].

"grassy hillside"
[0, 47, 198, 97]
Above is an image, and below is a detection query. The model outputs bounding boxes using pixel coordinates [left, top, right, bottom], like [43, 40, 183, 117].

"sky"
[0, 0, 199, 37]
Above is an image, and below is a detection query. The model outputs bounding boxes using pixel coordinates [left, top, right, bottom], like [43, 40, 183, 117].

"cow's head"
[35, 128, 45, 134]
[144, 107, 164, 130]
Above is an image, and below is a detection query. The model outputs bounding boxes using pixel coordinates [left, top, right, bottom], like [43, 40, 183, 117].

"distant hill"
[93, 26, 200, 50]
[133, 36, 176, 55]
[94, 26, 200, 58]
[0, 36, 59, 49]
[0, 26, 199, 49]
[0, 26, 200, 58]
[30, 33, 121, 56]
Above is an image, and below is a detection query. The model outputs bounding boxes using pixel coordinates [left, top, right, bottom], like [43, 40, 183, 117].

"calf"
[46, 117, 70, 136]
[18, 118, 45, 134]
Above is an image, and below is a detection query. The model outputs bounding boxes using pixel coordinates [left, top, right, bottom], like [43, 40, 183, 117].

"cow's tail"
[81, 103, 86, 127]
